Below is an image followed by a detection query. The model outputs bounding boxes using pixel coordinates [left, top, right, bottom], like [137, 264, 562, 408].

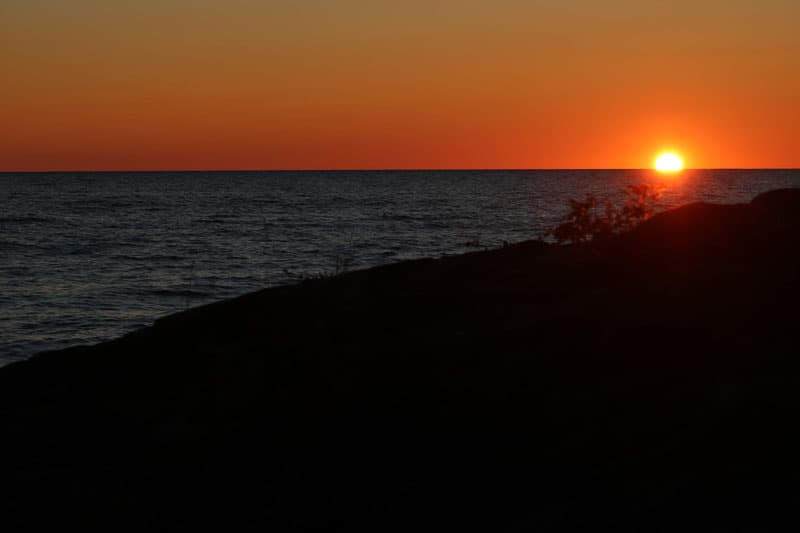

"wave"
[147, 288, 215, 299]
[0, 215, 51, 224]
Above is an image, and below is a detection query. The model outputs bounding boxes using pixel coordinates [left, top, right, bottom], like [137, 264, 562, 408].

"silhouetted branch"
[548, 183, 665, 244]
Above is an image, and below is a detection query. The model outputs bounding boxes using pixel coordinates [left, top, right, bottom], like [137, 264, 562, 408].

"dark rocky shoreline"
[2, 189, 800, 531]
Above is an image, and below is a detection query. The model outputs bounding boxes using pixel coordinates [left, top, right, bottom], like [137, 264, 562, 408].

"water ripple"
[2, 169, 799, 363]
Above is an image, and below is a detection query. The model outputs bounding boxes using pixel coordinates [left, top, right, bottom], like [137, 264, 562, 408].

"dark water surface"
[2, 169, 799, 362]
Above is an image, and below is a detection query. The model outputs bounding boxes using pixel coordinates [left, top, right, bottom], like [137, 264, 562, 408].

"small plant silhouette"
[549, 183, 665, 244]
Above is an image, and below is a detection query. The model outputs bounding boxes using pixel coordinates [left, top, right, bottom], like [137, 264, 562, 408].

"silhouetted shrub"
[549, 183, 665, 244]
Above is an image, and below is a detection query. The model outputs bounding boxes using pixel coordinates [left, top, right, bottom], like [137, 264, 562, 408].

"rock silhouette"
[2, 189, 800, 531]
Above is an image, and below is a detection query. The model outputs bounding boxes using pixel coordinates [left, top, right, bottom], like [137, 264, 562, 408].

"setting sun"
[654, 153, 684, 173]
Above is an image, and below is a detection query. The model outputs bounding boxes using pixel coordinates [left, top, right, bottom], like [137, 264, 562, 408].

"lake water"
[2, 169, 799, 363]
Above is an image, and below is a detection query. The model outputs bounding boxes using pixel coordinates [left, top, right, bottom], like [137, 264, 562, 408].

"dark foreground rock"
[2, 189, 800, 531]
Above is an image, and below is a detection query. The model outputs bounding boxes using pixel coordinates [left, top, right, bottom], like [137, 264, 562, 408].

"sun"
[654, 152, 684, 173]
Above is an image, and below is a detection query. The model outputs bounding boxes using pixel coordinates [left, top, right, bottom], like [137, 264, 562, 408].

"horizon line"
[2, 167, 799, 174]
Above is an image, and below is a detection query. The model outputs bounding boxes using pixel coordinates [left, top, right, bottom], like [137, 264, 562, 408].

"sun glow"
[654, 153, 684, 173]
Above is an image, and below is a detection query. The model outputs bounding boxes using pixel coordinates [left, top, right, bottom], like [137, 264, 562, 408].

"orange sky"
[2, 0, 798, 171]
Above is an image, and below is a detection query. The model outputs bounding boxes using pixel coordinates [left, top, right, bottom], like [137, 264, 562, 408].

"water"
[2, 169, 799, 363]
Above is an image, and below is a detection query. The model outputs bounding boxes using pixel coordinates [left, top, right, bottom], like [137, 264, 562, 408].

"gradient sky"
[2, 0, 798, 170]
